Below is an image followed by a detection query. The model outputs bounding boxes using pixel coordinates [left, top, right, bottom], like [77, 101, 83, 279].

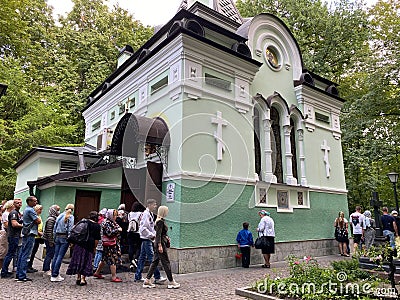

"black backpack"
[67, 219, 89, 244]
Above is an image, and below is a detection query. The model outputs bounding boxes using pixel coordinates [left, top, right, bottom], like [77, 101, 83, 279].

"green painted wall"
[182, 98, 254, 180]
[89, 168, 122, 185]
[163, 179, 347, 248]
[303, 129, 346, 190]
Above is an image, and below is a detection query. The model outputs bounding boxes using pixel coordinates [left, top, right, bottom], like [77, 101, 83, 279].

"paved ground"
[0, 255, 347, 300]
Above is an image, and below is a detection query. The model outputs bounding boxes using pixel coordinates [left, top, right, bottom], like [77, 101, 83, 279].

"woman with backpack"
[127, 201, 145, 271]
[93, 209, 123, 282]
[66, 211, 101, 286]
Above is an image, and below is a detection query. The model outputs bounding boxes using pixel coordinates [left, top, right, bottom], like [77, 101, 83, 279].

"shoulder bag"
[254, 232, 268, 249]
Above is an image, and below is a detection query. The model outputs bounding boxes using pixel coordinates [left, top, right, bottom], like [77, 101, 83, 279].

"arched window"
[270, 107, 283, 183]
[254, 107, 261, 179]
[290, 118, 298, 181]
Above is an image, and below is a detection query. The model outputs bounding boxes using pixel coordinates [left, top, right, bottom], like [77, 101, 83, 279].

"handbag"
[22, 222, 35, 237]
[255, 234, 268, 249]
[102, 235, 117, 247]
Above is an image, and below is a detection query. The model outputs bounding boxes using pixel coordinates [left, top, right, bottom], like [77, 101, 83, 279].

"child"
[236, 222, 254, 268]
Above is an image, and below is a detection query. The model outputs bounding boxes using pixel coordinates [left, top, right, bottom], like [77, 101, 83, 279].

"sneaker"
[129, 264, 135, 272]
[43, 270, 52, 277]
[1, 272, 13, 278]
[131, 259, 137, 268]
[134, 277, 145, 282]
[17, 277, 32, 283]
[154, 276, 167, 284]
[27, 268, 38, 273]
[143, 279, 155, 288]
[50, 275, 64, 282]
[167, 280, 180, 289]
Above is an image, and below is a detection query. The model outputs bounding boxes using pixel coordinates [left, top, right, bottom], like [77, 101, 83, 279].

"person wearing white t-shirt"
[349, 206, 364, 253]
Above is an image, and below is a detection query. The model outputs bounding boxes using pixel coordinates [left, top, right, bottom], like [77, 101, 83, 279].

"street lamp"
[387, 172, 399, 213]
[0, 83, 7, 98]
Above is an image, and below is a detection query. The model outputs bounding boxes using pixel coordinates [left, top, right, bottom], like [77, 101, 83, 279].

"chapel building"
[13, 0, 348, 272]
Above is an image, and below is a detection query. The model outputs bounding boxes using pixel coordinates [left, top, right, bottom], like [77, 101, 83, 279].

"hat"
[363, 210, 372, 218]
[259, 210, 270, 216]
[118, 204, 125, 211]
[99, 208, 107, 216]
[391, 210, 398, 215]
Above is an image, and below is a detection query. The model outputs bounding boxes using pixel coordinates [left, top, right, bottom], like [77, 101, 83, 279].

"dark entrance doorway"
[75, 190, 101, 221]
[145, 161, 163, 205]
[121, 162, 163, 210]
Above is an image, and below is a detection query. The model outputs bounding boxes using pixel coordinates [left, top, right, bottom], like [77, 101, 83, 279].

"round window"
[265, 46, 280, 69]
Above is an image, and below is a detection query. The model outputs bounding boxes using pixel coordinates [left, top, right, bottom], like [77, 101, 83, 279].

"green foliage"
[252, 256, 385, 299]
[0, 0, 152, 198]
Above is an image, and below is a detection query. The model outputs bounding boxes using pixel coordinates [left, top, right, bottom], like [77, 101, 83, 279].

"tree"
[0, 0, 153, 198]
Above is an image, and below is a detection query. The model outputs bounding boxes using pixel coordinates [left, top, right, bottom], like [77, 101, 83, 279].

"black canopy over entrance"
[110, 113, 170, 157]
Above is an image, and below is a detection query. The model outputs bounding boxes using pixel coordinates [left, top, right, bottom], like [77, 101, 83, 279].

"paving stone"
[0, 255, 347, 300]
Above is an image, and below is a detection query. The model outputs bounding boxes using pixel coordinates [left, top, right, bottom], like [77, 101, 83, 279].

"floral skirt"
[66, 245, 94, 277]
[102, 244, 122, 266]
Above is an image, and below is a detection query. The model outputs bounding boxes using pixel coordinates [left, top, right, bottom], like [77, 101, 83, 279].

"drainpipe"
[78, 149, 86, 171]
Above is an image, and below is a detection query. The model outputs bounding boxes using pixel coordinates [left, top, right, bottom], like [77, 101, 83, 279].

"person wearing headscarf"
[116, 206, 129, 255]
[93, 208, 107, 272]
[50, 203, 74, 282]
[42, 205, 60, 275]
[143, 206, 180, 289]
[66, 211, 101, 286]
[93, 209, 123, 282]
[257, 210, 275, 268]
[363, 210, 376, 250]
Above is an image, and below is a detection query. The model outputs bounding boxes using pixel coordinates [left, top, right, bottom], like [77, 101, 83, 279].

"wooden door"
[75, 190, 101, 222]
[146, 161, 163, 206]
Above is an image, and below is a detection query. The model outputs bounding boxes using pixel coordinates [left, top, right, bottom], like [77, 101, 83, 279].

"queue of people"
[3, 195, 400, 288]
[0, 196, 180, 289]
[335, 205, 400, 257]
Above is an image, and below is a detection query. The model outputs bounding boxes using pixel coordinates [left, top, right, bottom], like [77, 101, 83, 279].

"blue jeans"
[51, 236, 69, 277]
[1, 236, 19, 276]
[383, 230, 396, 249]
[134, 239, 160, 280]
[17, 235, 35, 280]
[43, 240, 55, 272]
[93, 250, 103, 270]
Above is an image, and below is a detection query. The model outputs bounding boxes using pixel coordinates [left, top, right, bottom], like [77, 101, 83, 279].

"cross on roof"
[178, 0, 243, 24]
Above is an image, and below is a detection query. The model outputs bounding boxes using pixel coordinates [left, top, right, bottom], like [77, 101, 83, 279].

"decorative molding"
[211, 111, 227, 161]
[165, 171, 257, 185]
[39, 181, 121, 190]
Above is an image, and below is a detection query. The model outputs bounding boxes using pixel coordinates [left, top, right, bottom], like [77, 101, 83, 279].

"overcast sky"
[47, 0, 183, 26]
[46, 0, 377, 26]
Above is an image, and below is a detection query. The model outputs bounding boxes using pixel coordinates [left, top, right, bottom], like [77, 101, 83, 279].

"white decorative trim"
[321, 139, 331, 178]
[165, 171, 257, 185]
[307, 185, 347, 194]
[247, 15, 303, 80]
[39, 181, 121, 190]
[14, 186, 29, 195]
[211, 111, 227, 161]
